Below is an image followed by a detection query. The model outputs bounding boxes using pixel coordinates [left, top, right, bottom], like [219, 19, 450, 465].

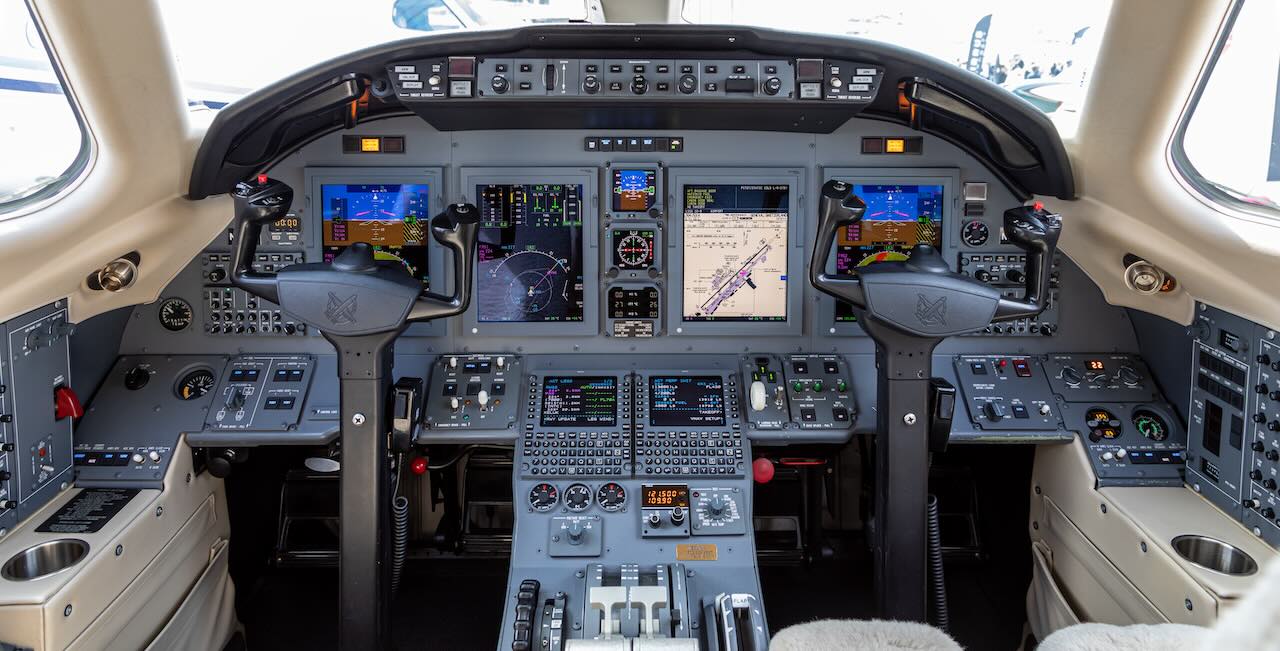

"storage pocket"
[1027, 539, 1082, 641]
[145, 538, 236, 651]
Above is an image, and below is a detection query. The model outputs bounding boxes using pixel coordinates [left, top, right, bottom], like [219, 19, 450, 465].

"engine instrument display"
[609, 287, 660, 320]
[641, 484, 690, 508]
[321, 183, 431, 283]
[834, 184, 944, 322]
[476, 184, 585, 323]
[612, 229, 656, 270]
[611, 168, 657, 213]
[540, 376, 617, 427]
[682, 184, 790, 322]
[649, 376, 726, 427]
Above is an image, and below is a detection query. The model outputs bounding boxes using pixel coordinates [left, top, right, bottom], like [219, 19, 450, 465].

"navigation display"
[649, 376, 726, 426]
[682, 184, 790, 322]
[834, 183, 944, 322]
[476, 184, 585, 323]
[540, 376, 617, 427]
[612, 229, 656, 270]
[321, 183, 431, 283]
[612, 169, 657, 213]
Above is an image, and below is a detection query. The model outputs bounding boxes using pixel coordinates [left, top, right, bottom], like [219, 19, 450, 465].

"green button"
[814, 380, 825, 392]
[837, 380, 848, 392]
[792, 381, 804, 392]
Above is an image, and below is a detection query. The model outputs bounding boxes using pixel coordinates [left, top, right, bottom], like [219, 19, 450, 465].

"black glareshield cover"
[810, 180, 1063, 338]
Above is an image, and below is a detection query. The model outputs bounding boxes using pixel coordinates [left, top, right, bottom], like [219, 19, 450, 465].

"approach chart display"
[681, 184, 790, 322]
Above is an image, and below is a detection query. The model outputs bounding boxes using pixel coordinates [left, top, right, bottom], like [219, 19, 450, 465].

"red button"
[410, 457, 428, 476]
[54, 386, 83, 421]
[752, 457, 775, 484]
[257, 174, 268, 185]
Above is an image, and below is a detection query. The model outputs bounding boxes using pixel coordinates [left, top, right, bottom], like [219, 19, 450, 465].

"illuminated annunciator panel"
[666, 168, 804, 336]
[461, 167, 600, 337]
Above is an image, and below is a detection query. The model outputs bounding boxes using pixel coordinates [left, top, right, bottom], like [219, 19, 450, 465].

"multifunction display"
[611, 169, 657, 213]
[540, 376, 617, 427]
[682, 184, 790, 322]
[834, 184, 943, 321]
[649, 376, 726, 426]
[321, 183, 431, 282]
[641, 484, 690, 508]
[476, 184, 585, 323]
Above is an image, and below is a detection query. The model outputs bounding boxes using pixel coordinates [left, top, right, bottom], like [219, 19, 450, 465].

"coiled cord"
[926, 493, 949, 631]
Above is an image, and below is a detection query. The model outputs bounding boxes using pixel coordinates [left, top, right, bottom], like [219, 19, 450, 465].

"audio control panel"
[958, 252, 1061, 336]
[200, 252, 308, 336]
[422, 354, 522, 434]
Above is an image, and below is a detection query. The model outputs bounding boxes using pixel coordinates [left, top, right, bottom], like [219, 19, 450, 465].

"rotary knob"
[630, 75, 649, 95]
[490, 75, 509, 94]
[583, 75, 600, 94]
[1061, 366, 1083, 386]
[1251, 469, 1264, 481]
[670, 507, 686, 525]
[707, 496, 728, 518]
[647, 512, 662, 528]
[1117, 365, 1143, 386]
[677, 74, 697, 94]
[1006, 268, 1026, 284]
[761, 77, 782, 95]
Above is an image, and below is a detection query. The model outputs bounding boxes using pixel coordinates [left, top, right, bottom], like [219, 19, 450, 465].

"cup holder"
[1172, 535, 1258, 576]
[2, 539, 90, 581]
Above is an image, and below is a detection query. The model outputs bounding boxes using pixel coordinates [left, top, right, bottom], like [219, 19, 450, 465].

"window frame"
[1169, 0, 1280, 224]
[0, 0, 94, 217]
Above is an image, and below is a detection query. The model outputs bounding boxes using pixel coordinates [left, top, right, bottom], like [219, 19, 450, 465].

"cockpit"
[1, 1, 1279, 649]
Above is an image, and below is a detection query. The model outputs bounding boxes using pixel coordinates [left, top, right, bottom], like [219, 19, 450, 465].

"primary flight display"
[321, 183, 431, 283]
[681, 184, 790, 322]
[476, 184, 586, 323]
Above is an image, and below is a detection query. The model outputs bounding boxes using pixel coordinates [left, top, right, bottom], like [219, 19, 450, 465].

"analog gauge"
[1086, 407, 1122, 440]
[961, 220, 990, 247]
[175, 369, 216, 401]
[528, 483, 559, 512]
[564, 483, 592, 512]
[596, 482, 626, 512]
[1132, 409, 1169, 442]
[158, 298, 193, 332]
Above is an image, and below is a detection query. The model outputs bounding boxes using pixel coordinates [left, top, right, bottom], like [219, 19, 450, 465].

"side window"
[0, 0, 90, 213]
[1176, 0, 1280, 218]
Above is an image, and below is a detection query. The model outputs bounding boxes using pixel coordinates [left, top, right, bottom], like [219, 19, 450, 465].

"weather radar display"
[476, 184, 585, 322]
[681, 184, 790, 322]
[834, 183, 943, 321]
[321, 183, 431, 285]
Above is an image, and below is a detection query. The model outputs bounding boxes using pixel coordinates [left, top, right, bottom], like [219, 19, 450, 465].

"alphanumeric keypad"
[634, 430, 744, 476]
[520, 430, 631, 477]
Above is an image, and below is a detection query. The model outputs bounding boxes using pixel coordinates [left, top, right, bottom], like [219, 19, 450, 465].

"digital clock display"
[641, 484, 689, 508]
[1086, 360, 1106, 371]
[270, 215, 301, 232]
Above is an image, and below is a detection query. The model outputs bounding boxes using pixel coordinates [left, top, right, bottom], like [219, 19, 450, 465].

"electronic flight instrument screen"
[611, 169, 657, 213]
[540, 376, 617, 427]
[834, 184, 944, 321]
[649, 376, 727, 426]
[681, 184, 790, 322]
[321, 183, 431, 283]
[476, 184, 585, 323]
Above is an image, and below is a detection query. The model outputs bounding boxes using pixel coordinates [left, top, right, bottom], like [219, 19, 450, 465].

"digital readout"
[1086, 360, 1106, 371]
[642, 484, 690, 508]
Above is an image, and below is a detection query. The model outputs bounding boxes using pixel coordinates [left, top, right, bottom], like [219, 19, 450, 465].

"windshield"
[158, 0, 595, 109]
[682, 0, 1113, 135]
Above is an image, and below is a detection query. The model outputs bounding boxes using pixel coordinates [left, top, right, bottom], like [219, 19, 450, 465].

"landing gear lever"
[228, 175, 480, 650]
[808, 180, 1061, 622]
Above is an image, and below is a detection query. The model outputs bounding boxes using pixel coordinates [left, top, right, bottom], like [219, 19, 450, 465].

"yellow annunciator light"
[885, 138, 906, 153]
[360, 137, 381, 153]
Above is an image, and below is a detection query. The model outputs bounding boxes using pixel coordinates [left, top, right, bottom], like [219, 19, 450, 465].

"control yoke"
[229, 175, 479, 335]
[809, 180, 1060, 337]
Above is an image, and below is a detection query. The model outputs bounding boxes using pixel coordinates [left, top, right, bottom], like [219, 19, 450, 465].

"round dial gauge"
[564, 484, 592, 512]
[615, 233, 653, 268]
[1132, 410, 1169, 441]
[596, 482, 626, 512]
[961, 220, 990, 246]
[528, 483, 559, 512]
[175, 369, 216, 401]
[158, 298, 193, 332]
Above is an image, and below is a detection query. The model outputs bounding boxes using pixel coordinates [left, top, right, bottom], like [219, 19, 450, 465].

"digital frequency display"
[649, 376, 726, 427]
[682, 184, 790, 322]
[612, 169, 657, 213]
[476, 184, 585, 323]
[834, 184, 943, 322]
[642, 484, 690, 508]
[322, 183, 431, 283]
[540, 376, 617, 427]
[612, 229, 656, 270]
